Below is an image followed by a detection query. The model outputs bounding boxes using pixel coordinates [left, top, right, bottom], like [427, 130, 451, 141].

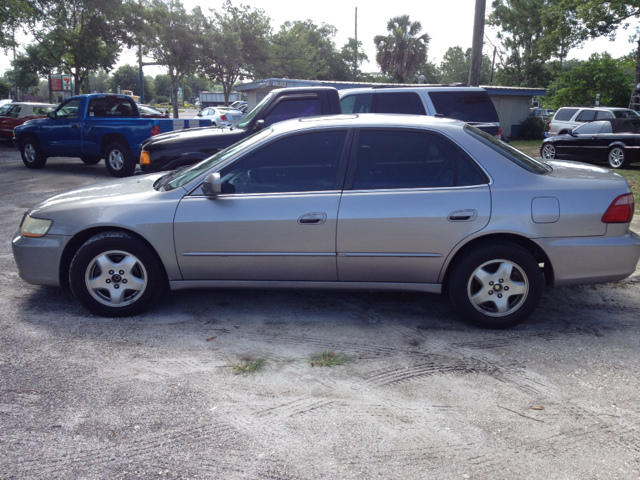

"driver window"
[263, 98, 321, 127]
[56, 99, 81, 119]
[574, 121, 605, 135]
[221, 130, 347, 194]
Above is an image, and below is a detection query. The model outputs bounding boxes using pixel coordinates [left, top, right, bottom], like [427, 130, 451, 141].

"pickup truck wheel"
[20, 137, 47, 169]
[80, 155, 101, 165]
[105, 142, 136, 177]
[69, 231, 167, 317]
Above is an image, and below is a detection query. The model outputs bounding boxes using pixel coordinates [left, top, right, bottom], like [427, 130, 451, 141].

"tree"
[87, 69, 111, 93]
[550, 53, 633, 108]
[154, 74, 172, 100]
[146, 0, 203, 117]
[374, 15, 430, 83]
[199, 0, 271, 105]
[439, 46, 492, 84]
[340, 38, 369, 81]
[0, 78, 12, 98]
[267, 19, 348, 81]
[109, 64, 139, 93]
[1, 0, 45, 49]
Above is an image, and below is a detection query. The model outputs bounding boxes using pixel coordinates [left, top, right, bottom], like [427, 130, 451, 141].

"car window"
[6, 104, 22, 118]
[574, 121, 606, 134]
[553, 108, 578, 121]
[596, 111, 614, 120]
[575, 110, 596, 122]
[236, 91, 275, 129]
[612, 109, 640, 118]
[599, 122, 613, 134]
[377, 92, 427, 115]
[88, 97, 137, 118]
[263, 98, 322, 127]
[221, 130, 347, 194]
[340, 93, 373, 114]
[352, 129, 487, 190]
[32, 106, 54, 115]
[0, 105, 10, 116]
[428, 91, 499, 122]
[56, 98, 81, 119]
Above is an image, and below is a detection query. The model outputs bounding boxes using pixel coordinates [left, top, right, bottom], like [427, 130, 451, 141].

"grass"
[510, 140, 640, 214]
[227, 357, 267, 375]
[307, 351, 353, 367]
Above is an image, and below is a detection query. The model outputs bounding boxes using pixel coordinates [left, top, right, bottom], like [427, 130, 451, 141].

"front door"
[174, 129, 350, 281]
[38, 98, 83, 156]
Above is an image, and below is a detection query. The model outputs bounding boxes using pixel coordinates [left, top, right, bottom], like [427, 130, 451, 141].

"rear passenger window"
[553, 108, 578, 121]
[263, 98, 321, 126]
[576, 110, 596, 122]
[596, 111, 614, 120]
[352, 130, 486, 190]
[377, 92, 426, 115]
[340, 93, 373, 114]
[428, 91, 499, 123]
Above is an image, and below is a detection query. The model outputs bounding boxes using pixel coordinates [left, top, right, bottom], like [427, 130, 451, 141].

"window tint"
[32, 106, 54, 115]
[599, 122, 613, 134]
[596, 111, 614, 120]
[612, 109, 640, 118]
[553, 108, 578, 121]
[221, 130, 347, 194]
[6, 105, 22, 118]
[263, 98, 321, 127]
[340, 93, 373, 114]
[377, 92, 426, 115]
[428, 91, 499, 122]
[88, 97, 137, 118]
[575, 110, 596, 122]
[574, 121, 605, 134]
[56, 99, 81, 119]
[352, 129, 486, 190]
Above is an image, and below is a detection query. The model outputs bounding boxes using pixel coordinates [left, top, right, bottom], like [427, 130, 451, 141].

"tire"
[448, 242, 544, 329]
[540, 143, 556, 159]
[69, 231, 167, 317]
[20, 136, 47, 169]
[607, 146, 628, 169]
[80, 155, 101, 165]
[104, 142, 136, 177]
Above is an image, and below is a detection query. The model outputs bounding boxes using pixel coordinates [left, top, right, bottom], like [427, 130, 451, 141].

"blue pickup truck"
[13, 94, 211, 177]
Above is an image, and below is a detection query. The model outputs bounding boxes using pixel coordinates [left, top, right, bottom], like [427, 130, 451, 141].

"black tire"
[69, 231, 167, 317]
[448, 241, 544, 329]
[20, 136, 47, 169]
[607, 146, 628, 169]
[104, 141, 136, 177]
[80, 155, 101, 165]
[540, 143, 556, 159]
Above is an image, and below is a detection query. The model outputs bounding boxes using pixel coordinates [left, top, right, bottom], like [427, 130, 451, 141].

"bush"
[156, 95, 169, 104]
[518, 117, 547, 140]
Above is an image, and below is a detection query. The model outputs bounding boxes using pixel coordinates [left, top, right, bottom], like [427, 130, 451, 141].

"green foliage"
[439, 46, 492, 84]
[227, 357, 267, 376]
[0, 0, 44, 49]
[339, 38, 369, 81]
[308, 351, 352, 367]
[374, 15, 430, 83]
[551, 53, 633, 108]
[0, 78, 12, 97]
[518, 117, 547, 140]
[154, 74, 172, 98]
[108, 64, 139, 93]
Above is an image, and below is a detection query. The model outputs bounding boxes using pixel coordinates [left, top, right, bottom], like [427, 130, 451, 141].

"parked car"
[0, 102, 56, 139]
[547, 106, 640, 137]
[196, 106, 243, 126]
[529, 108, 554, 120]
[339, 85, 505, 139]
[138, 104, 170, 118]
[540, 118, 640, 169]
[0, 98, 13, 109]
[13, 114, 640, 328]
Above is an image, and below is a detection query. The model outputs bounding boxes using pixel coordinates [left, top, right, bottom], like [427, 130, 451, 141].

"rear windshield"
[88, 96, 138, 118]
[428, 91, 499, 123]
[553, 108, 578, 121]
[465, 124, 552, 175]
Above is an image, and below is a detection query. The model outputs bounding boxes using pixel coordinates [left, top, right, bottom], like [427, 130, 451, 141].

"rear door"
[336, 128, 491, 284]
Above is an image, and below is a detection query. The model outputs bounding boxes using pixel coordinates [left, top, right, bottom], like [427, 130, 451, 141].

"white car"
[196, 107, 243, 126]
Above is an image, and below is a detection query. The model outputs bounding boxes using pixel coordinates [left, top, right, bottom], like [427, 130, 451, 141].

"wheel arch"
[440, 232, 554, 293]
[100, 133, 131, 157]
[607, 141, 626, 150]
[59, 226, 167, 287]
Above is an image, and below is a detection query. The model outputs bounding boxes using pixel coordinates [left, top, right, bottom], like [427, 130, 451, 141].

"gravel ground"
[1, 141, 640, 480]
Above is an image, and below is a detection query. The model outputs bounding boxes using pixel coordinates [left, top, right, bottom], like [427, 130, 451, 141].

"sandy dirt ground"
[1, 141, 640, 480]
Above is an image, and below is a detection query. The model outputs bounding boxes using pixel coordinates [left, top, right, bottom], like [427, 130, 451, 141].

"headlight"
[21, 215, 53, 238]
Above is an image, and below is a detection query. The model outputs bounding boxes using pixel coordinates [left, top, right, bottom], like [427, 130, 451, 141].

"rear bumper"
[534, 231, 640, 287]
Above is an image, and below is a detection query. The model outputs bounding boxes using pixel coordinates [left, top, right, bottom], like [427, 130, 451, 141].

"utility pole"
[468, 0, 486, 87]
[354, 7, 358, 78]
[138, 44, 145, 104]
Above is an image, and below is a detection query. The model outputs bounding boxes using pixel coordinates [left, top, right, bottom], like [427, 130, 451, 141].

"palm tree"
[374, 15, 430, 83]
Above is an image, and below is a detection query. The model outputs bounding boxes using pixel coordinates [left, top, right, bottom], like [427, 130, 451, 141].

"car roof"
[339, 85, 489, 96]
[598, 118, 640, 133]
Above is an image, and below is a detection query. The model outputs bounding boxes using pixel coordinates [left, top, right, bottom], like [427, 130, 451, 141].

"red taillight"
[602, 193, 635, 223]
[220, 115, 227, 122]
[151, 125, 161, 136]
[548, 123, 552, 131]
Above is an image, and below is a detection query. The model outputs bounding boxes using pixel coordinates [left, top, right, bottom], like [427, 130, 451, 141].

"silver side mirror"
[202, 172, 222, 196]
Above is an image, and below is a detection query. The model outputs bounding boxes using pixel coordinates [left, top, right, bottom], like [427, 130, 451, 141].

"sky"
[2, 0, 639, 81]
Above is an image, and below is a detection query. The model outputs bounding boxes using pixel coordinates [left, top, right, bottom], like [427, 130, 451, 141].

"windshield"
[236, 92, 275, 129]
[465, 124, 552, 174]
[163, 128, 273, 191]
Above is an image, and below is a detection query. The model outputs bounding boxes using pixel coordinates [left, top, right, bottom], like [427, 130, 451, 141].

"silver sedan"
[12, 115, 640, 328]
[196, 107, 243, 126]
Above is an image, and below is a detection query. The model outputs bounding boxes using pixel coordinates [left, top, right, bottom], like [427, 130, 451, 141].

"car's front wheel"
[20, 136, 47, 169]
[448, 242, 544, 329]
[607, 146, 628, 169]
[69, 231, 167, 317]
[104, 142, 136, 177]
[540, 143, 556, 159]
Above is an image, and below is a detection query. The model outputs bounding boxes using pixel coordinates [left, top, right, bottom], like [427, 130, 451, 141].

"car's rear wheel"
[80, 155, 101, 165]
[607, 146, 628, 169]
[540, 144, 556, 159]
[69, 231, 167, 317]
[20, 136, 47, 169]
[448, 242, 544, 329]
[104, 141, 136, 177]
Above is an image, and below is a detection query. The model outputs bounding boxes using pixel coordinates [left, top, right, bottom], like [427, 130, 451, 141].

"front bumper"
[534, 231, 640, 287]
[12, 232, 71, 287]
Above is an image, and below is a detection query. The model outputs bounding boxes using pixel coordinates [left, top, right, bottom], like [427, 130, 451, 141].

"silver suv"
[547, 107, 640, 137]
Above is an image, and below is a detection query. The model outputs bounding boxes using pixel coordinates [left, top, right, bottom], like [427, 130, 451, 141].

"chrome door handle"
[298, 212, 327, 225]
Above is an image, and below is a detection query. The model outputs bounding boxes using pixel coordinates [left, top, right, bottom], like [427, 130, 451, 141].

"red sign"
[51, 76, 62, 91]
